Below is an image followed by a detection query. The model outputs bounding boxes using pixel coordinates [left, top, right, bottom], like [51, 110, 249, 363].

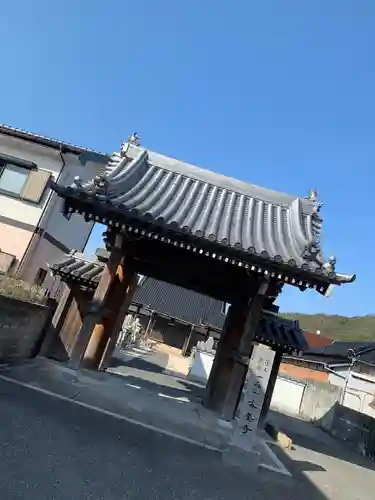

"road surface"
[0, 377, 321, 500]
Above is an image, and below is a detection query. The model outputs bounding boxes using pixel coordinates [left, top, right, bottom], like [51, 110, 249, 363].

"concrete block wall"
[0, 295, 50, 361]
[271, 373, 342, 422]
[299, 378, 342, 421]
[319, 403, 375, 461]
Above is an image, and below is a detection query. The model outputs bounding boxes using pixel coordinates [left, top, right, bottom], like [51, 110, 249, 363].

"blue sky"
[1, 1, 374, 316]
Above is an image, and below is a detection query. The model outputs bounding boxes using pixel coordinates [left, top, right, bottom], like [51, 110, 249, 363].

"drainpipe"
[16, 147, 67, 279]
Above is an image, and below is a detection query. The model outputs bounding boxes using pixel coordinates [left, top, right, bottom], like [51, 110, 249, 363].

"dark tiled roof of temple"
[287, 341, 375, 367]
[133, 276, 226, 329]
[51, 144, 355, 288]
[49, 251, 308, 353]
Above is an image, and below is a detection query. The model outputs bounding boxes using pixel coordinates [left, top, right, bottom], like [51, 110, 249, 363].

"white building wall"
[329, 365, 375, 418]
[328, 366, 347, 388]
[0, 133, 61, 226]
[0, 132, 106, 285]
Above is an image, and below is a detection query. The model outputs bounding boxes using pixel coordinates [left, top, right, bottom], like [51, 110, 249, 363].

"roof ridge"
[0, 123, 106, 156]
[130, 145, 311, 209]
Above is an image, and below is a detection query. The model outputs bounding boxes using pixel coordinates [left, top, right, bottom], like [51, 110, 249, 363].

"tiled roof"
[49, 252, 104, 285]
[51, 144, 355, 288]
[292, 341, 375, 367]
[307, 341, 375, 359]
[132, 275, 225, 329]
[0, 124, 108, 163]
[49, 251, 308, 353]
[303, 331, 333, 349]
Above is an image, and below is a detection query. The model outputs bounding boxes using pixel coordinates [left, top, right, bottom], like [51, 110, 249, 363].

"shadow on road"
[106, 351, 206, 403]
[269, 410, 375, 472]
[109, 355, 165, 374]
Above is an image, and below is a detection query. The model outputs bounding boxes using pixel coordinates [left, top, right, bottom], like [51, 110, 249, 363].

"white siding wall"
[0, 134, 61, 227]
[0, 132, 105, 285]
[329, 366, 375, 418]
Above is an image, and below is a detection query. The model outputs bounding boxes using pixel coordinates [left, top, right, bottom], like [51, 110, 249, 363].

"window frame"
[0, 162, 31, 198]
[0, 154, 49, 205]
[34, 268, 48, 287]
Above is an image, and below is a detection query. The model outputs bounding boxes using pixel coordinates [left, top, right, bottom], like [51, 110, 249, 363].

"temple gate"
[48, 134, 355, 419]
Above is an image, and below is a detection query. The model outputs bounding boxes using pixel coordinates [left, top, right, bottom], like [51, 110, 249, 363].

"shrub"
[0, 276, 47, 305]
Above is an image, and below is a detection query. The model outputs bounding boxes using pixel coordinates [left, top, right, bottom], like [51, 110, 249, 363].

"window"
[0, 157, 51, 204]
[0, 163, 29, 195]
[34, 268, 47, 286]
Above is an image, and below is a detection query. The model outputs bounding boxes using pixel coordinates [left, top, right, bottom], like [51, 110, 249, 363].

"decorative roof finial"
[306, 188, 323, 213]
[128, 132, 141, 147]
[307, 188, 318, 202]
[322, 255, 337, 273]
[93, 175, 109, 198]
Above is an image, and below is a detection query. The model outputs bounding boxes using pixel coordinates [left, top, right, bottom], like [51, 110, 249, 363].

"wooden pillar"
[81, 256, 136, 370]
[98, 273, 138, 371]
[205, 280, 269, 420]
[69, 235, 124, 369]
[39, 283, 73, 357]
[258, 349, 283, 428]
[205, 304, 244, 412]
[181, 324, 195, 357]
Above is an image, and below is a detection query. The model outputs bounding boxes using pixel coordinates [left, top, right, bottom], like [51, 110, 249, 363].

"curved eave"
[49, 263, 99, 290]
[50, 182, 354, 294]
[334, 273, 356, 284]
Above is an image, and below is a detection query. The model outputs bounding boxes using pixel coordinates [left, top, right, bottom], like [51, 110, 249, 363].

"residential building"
[0, 124, 108, 290]
[280, 340, 375, 418]
[279, 331, 333, 382]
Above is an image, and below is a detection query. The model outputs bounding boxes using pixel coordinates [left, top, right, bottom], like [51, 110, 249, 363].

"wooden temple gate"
[47, 135, 355, 419]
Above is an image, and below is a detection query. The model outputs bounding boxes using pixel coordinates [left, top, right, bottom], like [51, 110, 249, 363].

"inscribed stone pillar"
[230, 343, 275, 449]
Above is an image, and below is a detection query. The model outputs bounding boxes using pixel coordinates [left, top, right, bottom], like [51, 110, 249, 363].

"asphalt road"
[0, 378, 321, 500]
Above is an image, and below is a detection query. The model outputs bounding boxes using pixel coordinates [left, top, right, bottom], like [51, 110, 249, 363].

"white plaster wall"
[270, 377, 306, 415]
[188, 350, 214, 384]
[0, 221, 32, 262]
[328, 367, 347, 388]
[329, 367, 375, 417]
[20, 237, 66, 288]
[0, 132, 106, 282]
[348, 372, 375, 393]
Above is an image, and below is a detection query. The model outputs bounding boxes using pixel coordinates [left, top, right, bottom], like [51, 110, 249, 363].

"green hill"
[282, 313, 375, 342]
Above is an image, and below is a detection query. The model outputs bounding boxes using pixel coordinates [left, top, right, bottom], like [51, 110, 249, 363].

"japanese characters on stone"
[237, 343, 275, 438]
